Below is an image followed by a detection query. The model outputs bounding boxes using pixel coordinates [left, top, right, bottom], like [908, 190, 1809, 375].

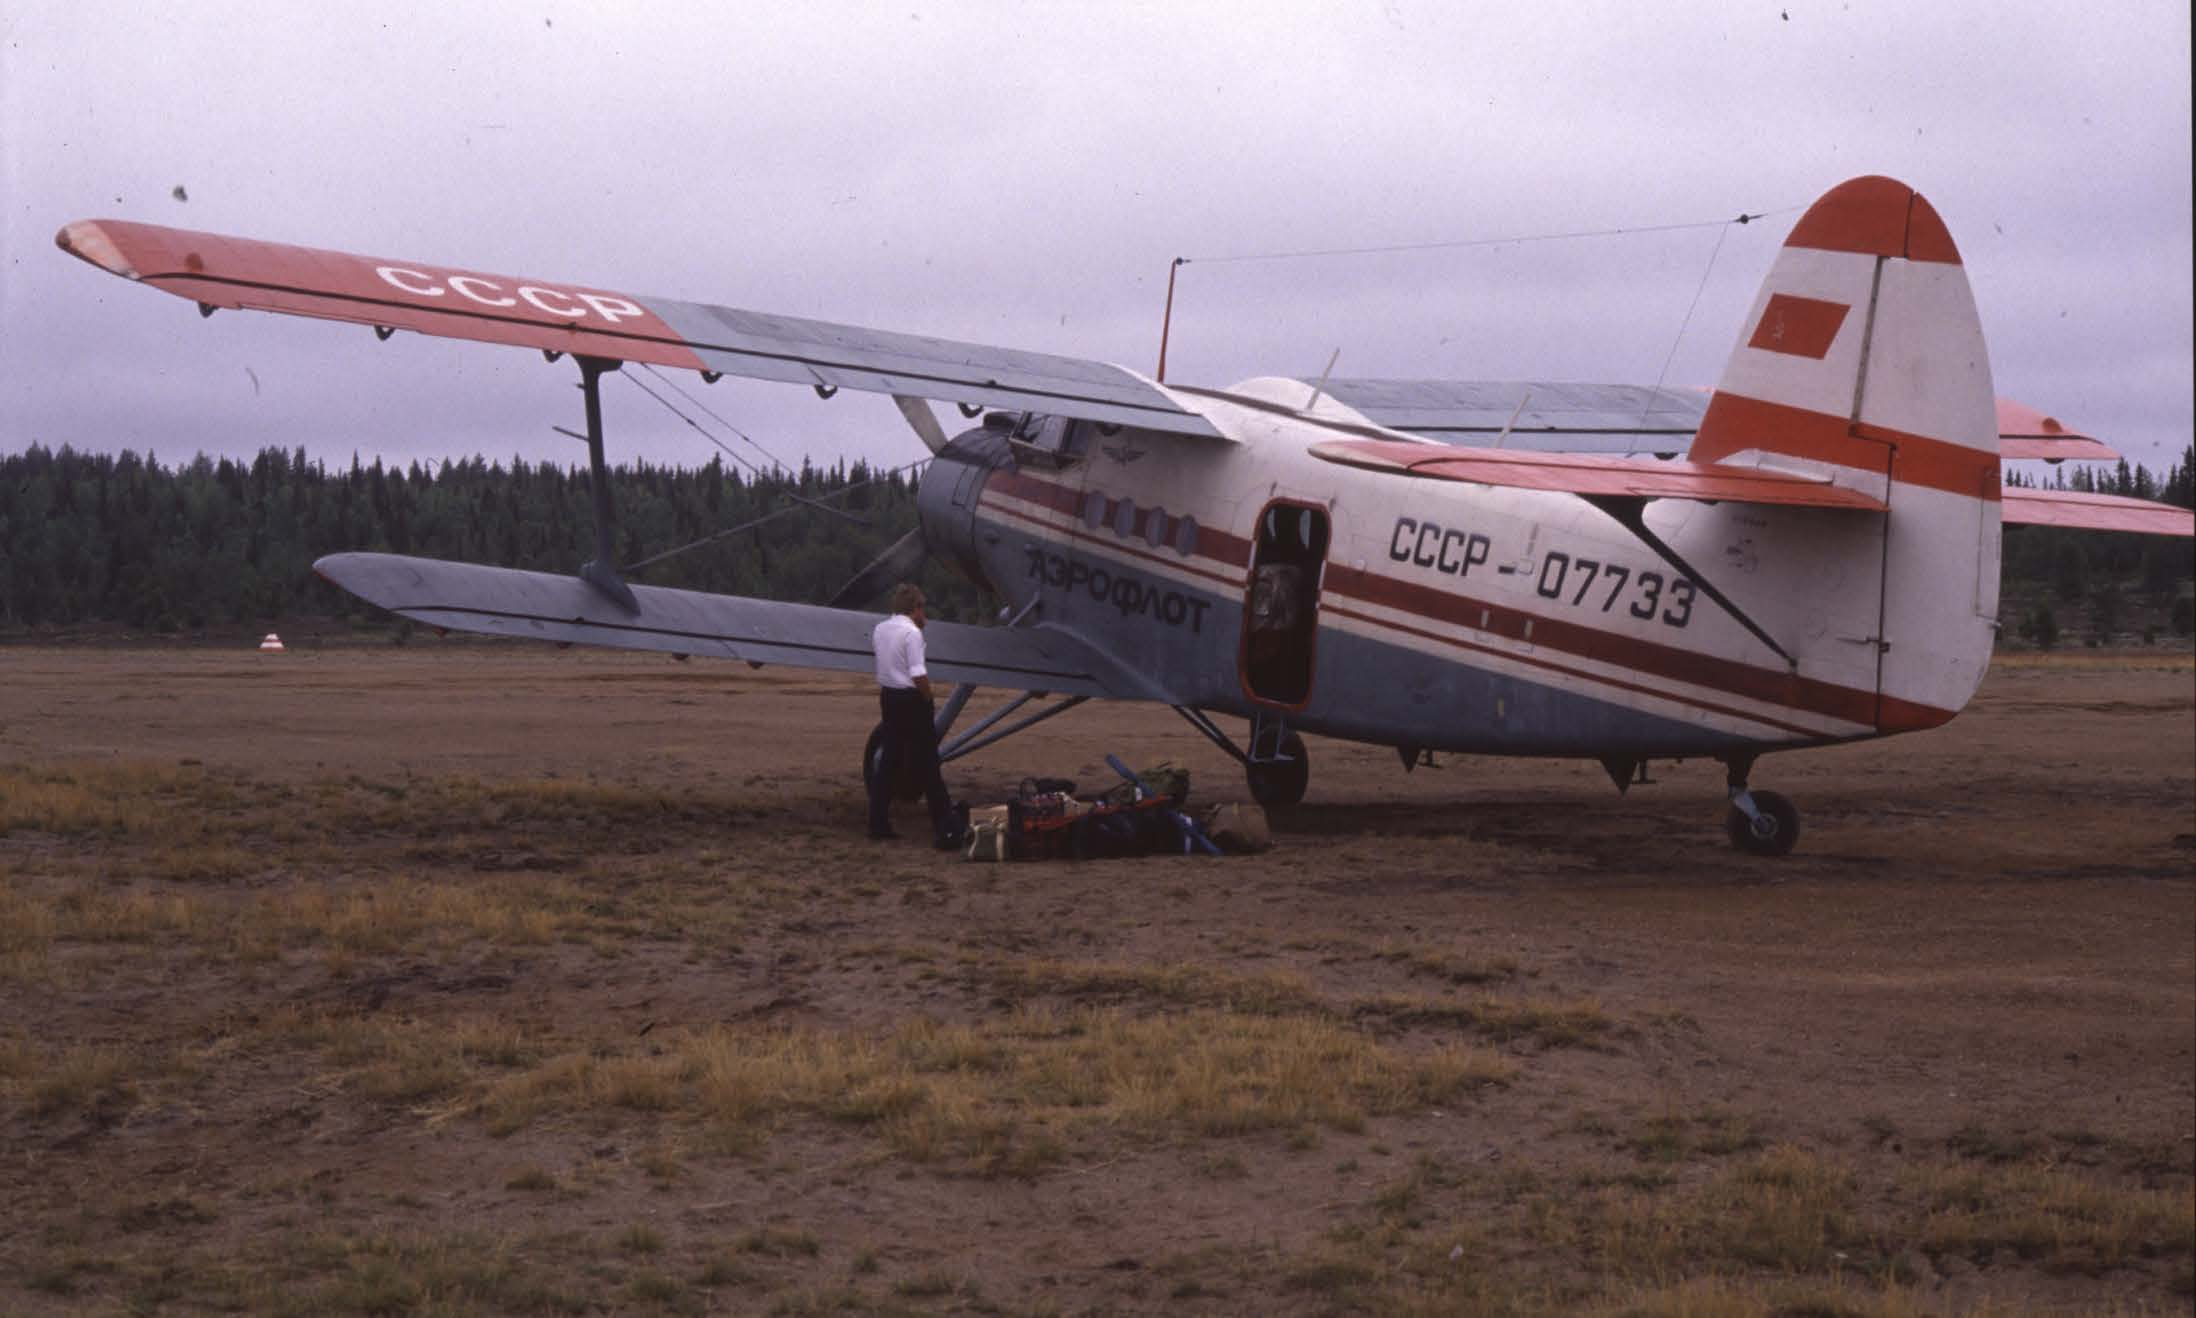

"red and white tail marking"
[1690, 176, 2002, 733]
[1692, 176, 1997, 504]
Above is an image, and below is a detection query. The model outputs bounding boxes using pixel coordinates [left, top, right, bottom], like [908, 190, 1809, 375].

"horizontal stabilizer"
[313, 553, 1145, 696]
[1307, 439, 1886, 511]
[2002, 488, 2194, 536]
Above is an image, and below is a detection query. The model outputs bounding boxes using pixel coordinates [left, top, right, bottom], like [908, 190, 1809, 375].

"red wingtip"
[56, 220, 140, 279]
[1784, 176, 1961, 265]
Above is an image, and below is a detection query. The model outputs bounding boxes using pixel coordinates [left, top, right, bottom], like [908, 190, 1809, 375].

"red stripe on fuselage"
[1319, 601, 1828, 737]
[983, 469, 1952, 738]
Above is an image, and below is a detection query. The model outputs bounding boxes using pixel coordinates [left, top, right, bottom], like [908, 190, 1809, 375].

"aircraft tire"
[1247, 732, 1309, 810]
[862, 723, 926, 803]
[1725, 789, 1799, 857]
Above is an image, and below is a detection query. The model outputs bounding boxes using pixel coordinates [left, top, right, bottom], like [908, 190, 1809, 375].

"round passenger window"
[1173, 515, 1199, 557]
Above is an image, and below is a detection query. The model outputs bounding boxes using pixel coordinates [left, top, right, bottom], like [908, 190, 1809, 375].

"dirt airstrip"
[1, 643, 2190, 1315]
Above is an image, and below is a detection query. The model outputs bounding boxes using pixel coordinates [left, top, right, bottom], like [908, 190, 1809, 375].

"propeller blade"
[893, 395, 951, 454]
[828, 528, 928, 609]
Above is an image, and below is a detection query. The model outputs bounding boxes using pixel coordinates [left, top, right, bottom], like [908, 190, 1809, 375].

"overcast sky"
[4, 2, 2190, 480]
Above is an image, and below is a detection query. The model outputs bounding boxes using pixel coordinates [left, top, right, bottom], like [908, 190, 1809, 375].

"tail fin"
[1691, 176, 2000, 731]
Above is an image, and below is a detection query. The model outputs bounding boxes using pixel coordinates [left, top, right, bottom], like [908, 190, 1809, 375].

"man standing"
[869, 582, 958, 846]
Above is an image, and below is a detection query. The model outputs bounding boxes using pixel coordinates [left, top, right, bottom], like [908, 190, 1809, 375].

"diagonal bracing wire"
[1175, 206, 1799, 266]
[616, 366, 776, 479]
[617, 454, 930, 576]
[606, 361, 930, 576]
[632, 362, 804, 475]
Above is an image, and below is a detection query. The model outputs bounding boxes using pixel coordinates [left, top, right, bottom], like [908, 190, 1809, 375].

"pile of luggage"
[963, 758, 1270, 861]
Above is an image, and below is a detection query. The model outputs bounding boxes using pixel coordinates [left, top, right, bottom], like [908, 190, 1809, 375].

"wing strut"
[1585, 496, 1796, 670]
[572, 354, 640, 613]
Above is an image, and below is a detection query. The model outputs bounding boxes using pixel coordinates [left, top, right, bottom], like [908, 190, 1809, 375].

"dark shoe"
[869, 828, 900, 841]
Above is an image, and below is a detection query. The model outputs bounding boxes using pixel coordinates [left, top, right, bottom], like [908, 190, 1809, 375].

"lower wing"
[314, 553, 1160, 698]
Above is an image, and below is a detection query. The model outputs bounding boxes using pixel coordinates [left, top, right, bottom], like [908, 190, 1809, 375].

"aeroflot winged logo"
[372, 265, 647, 325]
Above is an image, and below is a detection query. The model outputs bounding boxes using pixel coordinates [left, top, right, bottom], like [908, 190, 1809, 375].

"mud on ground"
[1, 644, 2190, 1315]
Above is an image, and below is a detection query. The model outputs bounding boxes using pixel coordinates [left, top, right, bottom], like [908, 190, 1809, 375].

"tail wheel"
[1726, 789, 1800, 857]
[1247, 732, 1309, 809]
[862, 724, 925, 803]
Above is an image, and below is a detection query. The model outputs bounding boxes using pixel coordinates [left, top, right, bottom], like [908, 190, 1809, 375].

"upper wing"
[2002, 488, 2194, 536]
[1994, 398, 2120, 462]
[1308, 380, 1706, 454]
[57, 219, 1220, 438]
[313, 553, 1165, 699]
[1310, 378, 2120, 463]
[1307, 438, 1886, 511]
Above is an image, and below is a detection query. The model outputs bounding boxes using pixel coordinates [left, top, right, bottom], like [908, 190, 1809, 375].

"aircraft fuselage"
[920, 378, 1907, 762]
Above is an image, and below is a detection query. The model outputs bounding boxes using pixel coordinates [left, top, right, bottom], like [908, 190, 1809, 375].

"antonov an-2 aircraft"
[58, 176, 2193, 854]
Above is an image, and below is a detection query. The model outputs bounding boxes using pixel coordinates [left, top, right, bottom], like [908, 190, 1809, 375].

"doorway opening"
[1240, 500, 1329, 708]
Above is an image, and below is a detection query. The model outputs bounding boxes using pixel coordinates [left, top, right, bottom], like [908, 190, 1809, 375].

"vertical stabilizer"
[1691, 176, 2000, 731]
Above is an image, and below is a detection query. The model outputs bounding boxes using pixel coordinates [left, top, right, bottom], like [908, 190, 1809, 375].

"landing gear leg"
[1246, 714, 1309, 809]
[1168, 706, 1310, 809]
[1721, 754, 1799, 857]
[1247, 734, 1308, 809]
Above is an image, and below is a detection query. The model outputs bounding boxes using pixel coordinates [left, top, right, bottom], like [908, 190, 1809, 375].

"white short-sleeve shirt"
[872, 613, 927, 689]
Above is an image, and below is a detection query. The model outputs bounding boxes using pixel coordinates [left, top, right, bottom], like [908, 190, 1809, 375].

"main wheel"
[862, 723, 925, 803]
[1725, 788, 1800, 857]
[1246, 732, 1310, 809]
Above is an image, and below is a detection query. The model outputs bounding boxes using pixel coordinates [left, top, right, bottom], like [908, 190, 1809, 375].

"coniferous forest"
[0, 443, 2189, 641]
[0, 447, 985, 633]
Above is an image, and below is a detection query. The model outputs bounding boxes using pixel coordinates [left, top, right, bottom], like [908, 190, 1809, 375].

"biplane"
[57, 175, 2192, 853]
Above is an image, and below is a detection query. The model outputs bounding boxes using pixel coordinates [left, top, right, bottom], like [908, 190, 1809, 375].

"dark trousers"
[870, 686, 952, 839]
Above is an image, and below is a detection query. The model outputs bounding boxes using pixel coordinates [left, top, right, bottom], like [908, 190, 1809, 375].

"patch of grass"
[113, 1196, 218, 1233]
[1280, 1252, 1377, 1295]
[1371, 1156, 1461, 1227]
[287, 1230, 586, 1316]
[1576, 1144, 1870, 1275]
[738, 1225, 821, 1258]
[1910, 1161, 2196, 1273]
[1373, 941, 1523, 984]
[627, 1270, 691, 1308]
[1944, 1121, 2046, 1163]
[468, 1007, 1509, 1169]
[893, 1269, 961, 1297]
[13, 1042, 141, 1120]
[696, 1253, 762, 1287]
[1621, 1106, 1764, 1163]
[1197, 1152, 1248, 1180]
[0, 881, 56, 979]
[0, 762, 209, 839]
[618, 1224, 665, 1255]
[1353, 992, 1614, 1047]
[974, 956, 1323, 1015]
[1598, 1275, 1939, 1318]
